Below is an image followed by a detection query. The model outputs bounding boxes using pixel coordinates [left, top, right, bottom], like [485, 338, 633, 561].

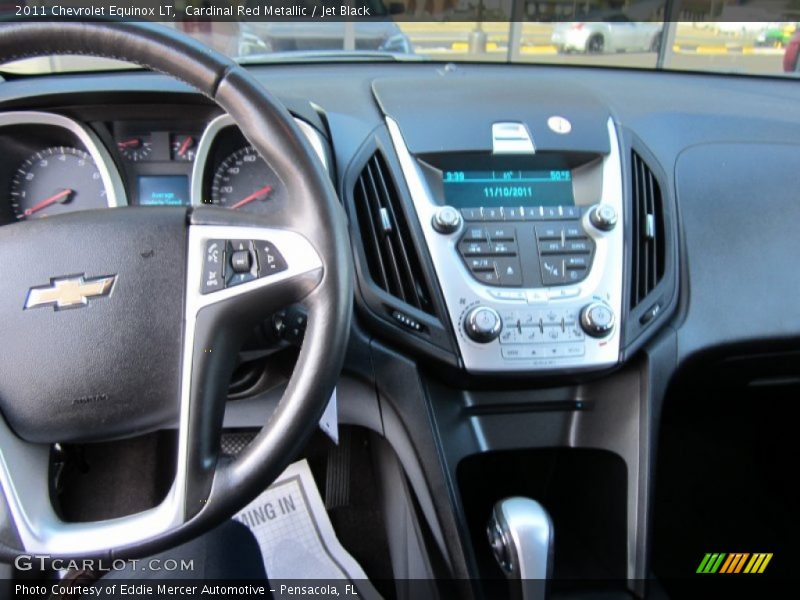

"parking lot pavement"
[666, 52, 786, 76]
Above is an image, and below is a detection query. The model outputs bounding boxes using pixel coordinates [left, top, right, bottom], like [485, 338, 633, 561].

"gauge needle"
[117, 138, 141, 148]
[24, 188, 73, 217]
[229, 186, 272, 210]
[177, 137, 194, 157]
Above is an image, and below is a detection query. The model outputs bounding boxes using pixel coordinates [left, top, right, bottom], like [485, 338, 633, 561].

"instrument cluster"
[0, 110, 327, 224]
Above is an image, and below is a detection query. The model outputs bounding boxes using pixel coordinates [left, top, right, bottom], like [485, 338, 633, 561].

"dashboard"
[1, 62, 799, 380]
[3, 56, 800, 596]
[0, 107, 329, 225]
[2, 59, 800, 595]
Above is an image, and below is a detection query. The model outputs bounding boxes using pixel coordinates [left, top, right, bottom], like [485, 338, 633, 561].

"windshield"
[2, 0, 799, 78]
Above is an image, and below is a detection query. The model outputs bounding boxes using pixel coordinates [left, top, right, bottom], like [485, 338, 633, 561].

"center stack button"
[464, 306, 503, 343]
[432, 205, 462, 234]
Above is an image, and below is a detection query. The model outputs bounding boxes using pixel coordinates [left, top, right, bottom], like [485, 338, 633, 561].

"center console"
[387, 118, 624, 373]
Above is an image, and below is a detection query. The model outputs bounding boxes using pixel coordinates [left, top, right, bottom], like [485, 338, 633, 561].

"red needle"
[24, 188, 73, 217]
[177, 137, 193, 157]
[117, 138, 141, 148]
[229, 186, 272, 210]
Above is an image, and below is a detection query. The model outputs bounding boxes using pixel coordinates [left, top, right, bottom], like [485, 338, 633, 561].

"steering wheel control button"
[225, 240, 257, 287]
[432, 205, 462, 234]
[255, 240, 288, 277]
[464, 306, 503, 343]
[580, 302, 615, 338]
[201, 239, 225, 294]
[230, 250, 252, 273]
[589, 204, 618, 231]
[273, 306, 309, 344]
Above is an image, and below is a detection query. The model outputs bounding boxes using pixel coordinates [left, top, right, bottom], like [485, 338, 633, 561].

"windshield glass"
[2, 0, 799, 78]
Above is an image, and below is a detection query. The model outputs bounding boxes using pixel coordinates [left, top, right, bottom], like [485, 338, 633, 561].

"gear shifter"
[487, 497, 553, 600]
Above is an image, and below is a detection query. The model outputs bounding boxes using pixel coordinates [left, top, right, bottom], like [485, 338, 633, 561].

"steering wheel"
[0, 22, 352, 562]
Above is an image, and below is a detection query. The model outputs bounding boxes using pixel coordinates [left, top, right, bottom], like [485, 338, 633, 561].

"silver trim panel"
[386, 117, 624, 373]
[0, 225, 321, 554]
[190, 114, 329, 206]
[0, 111, 127, 209]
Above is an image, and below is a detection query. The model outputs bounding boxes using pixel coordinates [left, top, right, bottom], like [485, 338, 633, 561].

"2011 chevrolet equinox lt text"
[0, 2, 795, 599]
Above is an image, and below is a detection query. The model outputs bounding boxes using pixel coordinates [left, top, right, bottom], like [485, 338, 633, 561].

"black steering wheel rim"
[0, 21, 353, 562]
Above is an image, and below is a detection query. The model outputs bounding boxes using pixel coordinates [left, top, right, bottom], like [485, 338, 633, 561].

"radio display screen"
[138, 175, 189, 206]
[442, 169, 574, 207]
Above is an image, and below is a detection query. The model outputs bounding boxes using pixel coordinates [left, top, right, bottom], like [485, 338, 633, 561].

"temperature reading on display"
[442, 169, 574, 208]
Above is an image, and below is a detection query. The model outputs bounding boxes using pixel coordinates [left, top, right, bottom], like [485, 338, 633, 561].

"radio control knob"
[580, 302, 615, 338]
[464, 306, 502, 343]
[589, 204, 617, 232]
[432, 206, 462, 234]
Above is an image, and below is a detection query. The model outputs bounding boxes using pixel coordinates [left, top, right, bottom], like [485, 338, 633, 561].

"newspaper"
[233, 460, 379, 598]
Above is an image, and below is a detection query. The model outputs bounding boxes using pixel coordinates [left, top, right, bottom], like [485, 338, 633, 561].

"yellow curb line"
[452, 41, 500, 51]
[447, 43, 559, 54]
[520, 45, 559, 55]
[672, 44, 767, 55]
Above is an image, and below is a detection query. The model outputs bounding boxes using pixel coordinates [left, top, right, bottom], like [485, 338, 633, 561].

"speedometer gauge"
[209, 146, 280, 212]
[9, 147, 107, 220]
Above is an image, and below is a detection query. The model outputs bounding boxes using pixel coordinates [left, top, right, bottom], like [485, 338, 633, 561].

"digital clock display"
[442, 169, 574, 207]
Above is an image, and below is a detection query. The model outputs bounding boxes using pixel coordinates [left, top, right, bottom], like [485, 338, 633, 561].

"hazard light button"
[253, 240, 288, 277]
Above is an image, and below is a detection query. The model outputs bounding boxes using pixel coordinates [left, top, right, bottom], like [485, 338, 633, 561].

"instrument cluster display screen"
[138, 175, 189, 206]
[442, 169, 574, 207]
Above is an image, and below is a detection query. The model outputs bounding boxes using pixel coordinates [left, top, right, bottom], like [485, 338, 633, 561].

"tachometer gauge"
[116, 135, 153, 161]
[9, 147, 107, 220]
[209, 146, 279, 211]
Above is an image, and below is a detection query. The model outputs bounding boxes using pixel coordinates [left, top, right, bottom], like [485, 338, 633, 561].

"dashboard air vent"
[353, 152, 433, 314]
[630, 151, 665, 308]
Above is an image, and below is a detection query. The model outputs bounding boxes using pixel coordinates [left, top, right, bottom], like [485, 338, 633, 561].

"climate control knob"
[589, 204, 618, 232]
[464, 306, 502, 343]
[432, 205, 462, 234]
[580, 302, 615, 338]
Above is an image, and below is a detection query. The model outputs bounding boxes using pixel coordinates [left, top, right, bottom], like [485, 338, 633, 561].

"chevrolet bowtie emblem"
[25, 275, 116, 310]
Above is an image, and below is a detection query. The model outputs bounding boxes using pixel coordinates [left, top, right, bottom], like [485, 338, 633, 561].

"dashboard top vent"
[353, 151, 433, 314]
[630, 151, 665, 309]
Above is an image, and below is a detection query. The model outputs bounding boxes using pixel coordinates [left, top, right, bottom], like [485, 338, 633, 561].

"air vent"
[630, 151, 665, 308]
[353, 152, 433, 314]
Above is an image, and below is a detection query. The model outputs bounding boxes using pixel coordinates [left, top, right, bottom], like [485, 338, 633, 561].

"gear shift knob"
[487, 497, 553, 600]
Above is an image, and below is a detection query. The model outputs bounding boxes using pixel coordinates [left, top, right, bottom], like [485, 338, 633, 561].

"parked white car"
[552, 15, 663, 54]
